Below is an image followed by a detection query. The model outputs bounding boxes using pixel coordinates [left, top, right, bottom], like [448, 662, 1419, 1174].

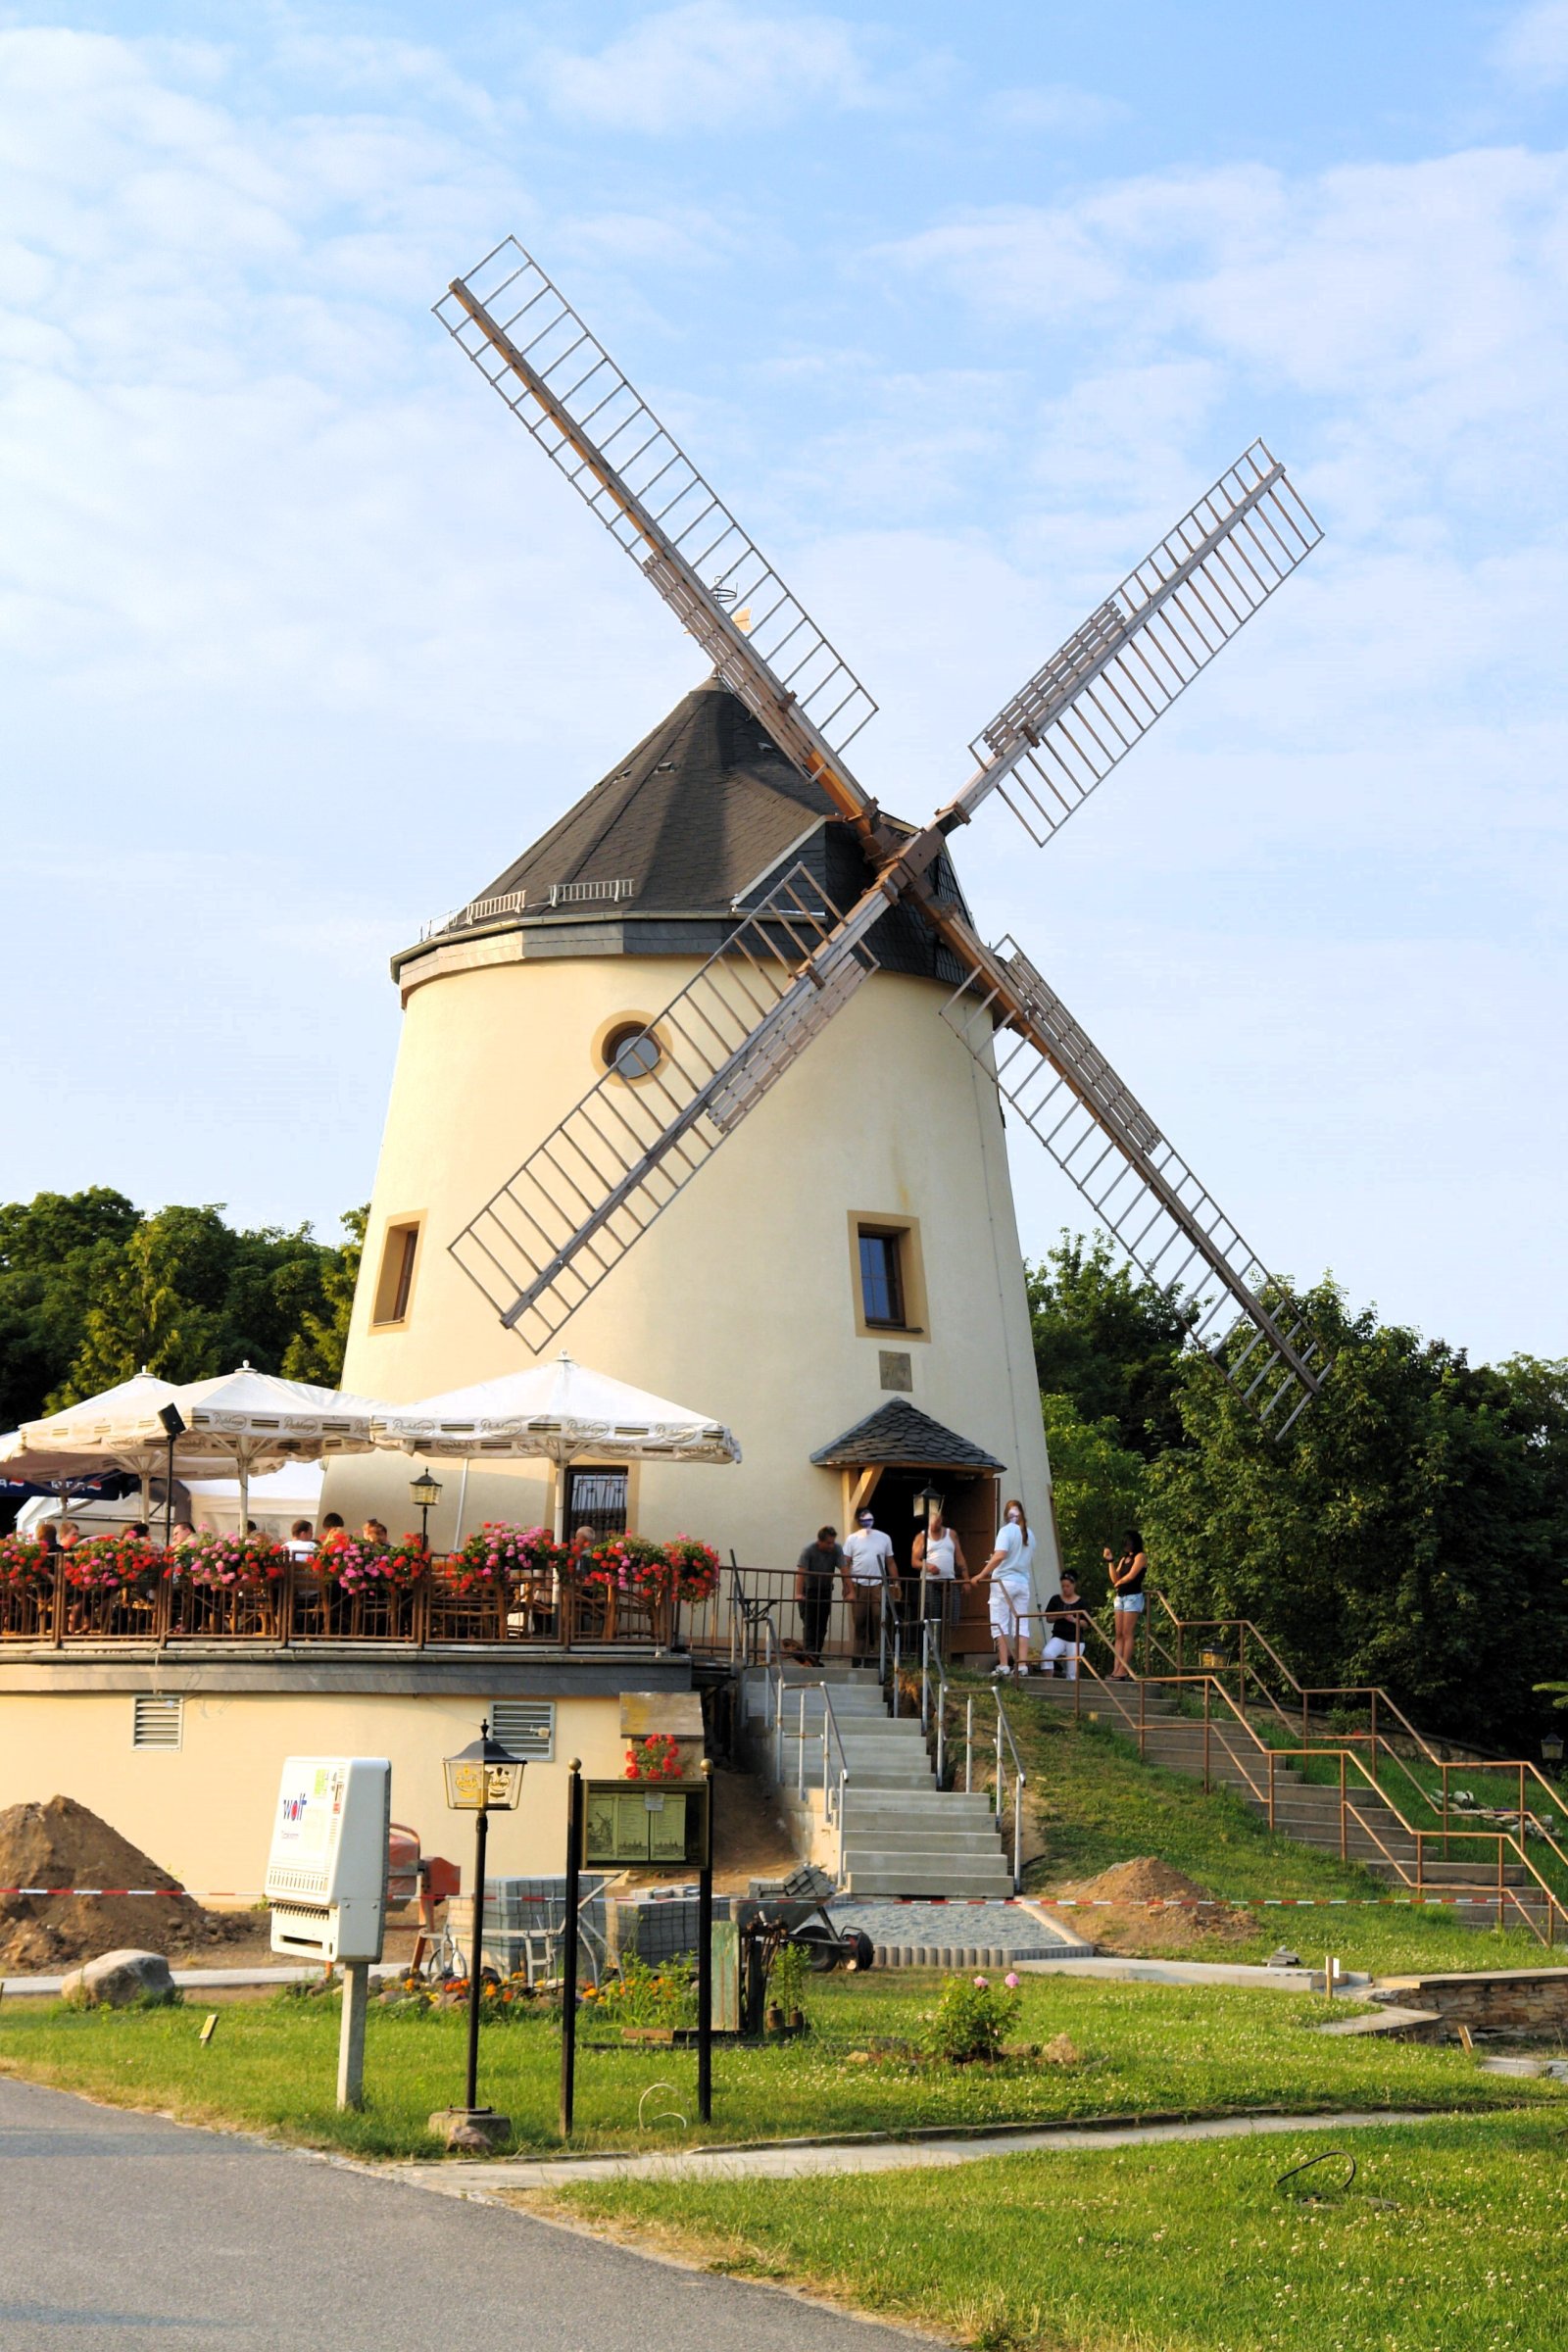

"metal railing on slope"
[1147, 1595, 1568, 1920]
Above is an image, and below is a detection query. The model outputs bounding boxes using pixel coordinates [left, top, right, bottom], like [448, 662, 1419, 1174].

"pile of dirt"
[1066, 1857, 1215, 1906]
[1042, 1855, 1256, 1955]
[0, 1796, 252, 1973]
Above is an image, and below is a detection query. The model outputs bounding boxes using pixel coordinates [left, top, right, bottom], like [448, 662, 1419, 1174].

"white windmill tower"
[332, 239, 1327, 1591]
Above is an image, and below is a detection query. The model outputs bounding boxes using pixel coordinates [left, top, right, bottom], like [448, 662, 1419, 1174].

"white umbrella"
[372, 1350, 740, 1540]
[18, 1372, 240, 1522]
[38, 1364, 387, 1535]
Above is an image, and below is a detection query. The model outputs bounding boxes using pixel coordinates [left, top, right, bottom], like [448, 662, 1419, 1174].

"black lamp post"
[410, 1466, 442, 1551]
[1544, 1728, 1564, 1773]
[157, 1403, 186, 1547]
[443, 1720, 526, 2123]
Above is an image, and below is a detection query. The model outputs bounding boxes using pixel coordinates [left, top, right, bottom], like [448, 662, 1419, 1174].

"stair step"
[845, 1868, 1016, 1897]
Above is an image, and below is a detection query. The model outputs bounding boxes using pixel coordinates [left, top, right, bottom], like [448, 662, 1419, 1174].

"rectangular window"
[371, 1218, 422, 1327]
[564, 1466, 629, 1542]
[132, 1694, 183, 1751]
[489, 1700, 556, 1761]
[858, 1228, 905, 1328]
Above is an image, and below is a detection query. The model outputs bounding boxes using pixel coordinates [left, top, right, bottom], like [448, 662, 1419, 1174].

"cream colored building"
[327, 675, 1054, 1591]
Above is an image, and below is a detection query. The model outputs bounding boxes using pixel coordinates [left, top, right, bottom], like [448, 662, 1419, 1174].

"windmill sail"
[434, 239, 877, 827]
[946, 443, 1321, 848]
[449, 866, 885, 1351]
[937, 921, 1325, 1431]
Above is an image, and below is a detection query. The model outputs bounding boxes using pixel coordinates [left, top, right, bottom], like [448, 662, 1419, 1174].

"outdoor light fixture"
[157, 1402, 186, 1548]
[1544, 1729, 1564, 1770]
[912, 1483, 945, 1525]
[443, 1720, 526, 2126]
[409, 1466, 442, 1550]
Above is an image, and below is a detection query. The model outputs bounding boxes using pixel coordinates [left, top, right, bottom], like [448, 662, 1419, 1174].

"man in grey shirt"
[795, 1526, 845, 1665]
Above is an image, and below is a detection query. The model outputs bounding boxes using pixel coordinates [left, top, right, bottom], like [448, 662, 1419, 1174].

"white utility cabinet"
[267, 1755, 391, 1963]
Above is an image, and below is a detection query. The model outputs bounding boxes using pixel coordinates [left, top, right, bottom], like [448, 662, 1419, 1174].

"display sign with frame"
[582, 1778, 710, 1869]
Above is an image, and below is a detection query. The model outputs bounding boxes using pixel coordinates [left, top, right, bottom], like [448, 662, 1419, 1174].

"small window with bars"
[488, 1700, 555, 1761]
[132, 1694, 183, 1751]
[564, 1466, 629, 1543]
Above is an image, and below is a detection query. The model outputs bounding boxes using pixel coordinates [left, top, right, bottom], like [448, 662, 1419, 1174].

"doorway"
[854, 1469, 997, 1655]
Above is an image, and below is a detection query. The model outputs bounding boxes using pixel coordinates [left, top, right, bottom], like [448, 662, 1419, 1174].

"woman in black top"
[1104, 1528, 1148, 1679]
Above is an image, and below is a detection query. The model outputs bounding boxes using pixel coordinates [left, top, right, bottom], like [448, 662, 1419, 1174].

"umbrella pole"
[237, 1449, 250, 1538]
[453, 1457, 469, 1549]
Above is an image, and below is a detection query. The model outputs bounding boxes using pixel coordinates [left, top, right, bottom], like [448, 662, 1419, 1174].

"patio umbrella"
[18, 1373, 238, 1521]
[371, 1350, 740, 1540]
[0, 1431, 143, 1511]
[28, 1365, 388, 1535]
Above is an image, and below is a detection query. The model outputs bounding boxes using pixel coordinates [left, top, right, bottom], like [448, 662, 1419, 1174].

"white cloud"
[1494, 2, 1568, 84]
[538, 1, 906, 132]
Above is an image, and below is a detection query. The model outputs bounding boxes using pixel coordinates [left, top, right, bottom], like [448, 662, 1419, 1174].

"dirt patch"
[1038, 1855, 1256, 1955]
[0, 1796, 254, 1972]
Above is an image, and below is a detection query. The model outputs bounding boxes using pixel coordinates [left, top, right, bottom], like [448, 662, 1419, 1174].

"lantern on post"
[409, 1466, 442, 1551]
[1543, 1728, 1564, 1771]
[437, 1720, 526, 2144]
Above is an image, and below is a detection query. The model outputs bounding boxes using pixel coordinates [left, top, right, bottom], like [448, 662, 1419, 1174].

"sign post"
[696, 1758, 713, 2124]
[560, 1760, 583, 2140]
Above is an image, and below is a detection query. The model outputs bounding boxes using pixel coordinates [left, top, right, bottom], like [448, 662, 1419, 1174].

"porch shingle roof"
[809, 1401, 1005, 1472]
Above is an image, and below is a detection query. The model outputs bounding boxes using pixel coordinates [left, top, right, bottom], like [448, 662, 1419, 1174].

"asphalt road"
[0, 2076, 934, 2351]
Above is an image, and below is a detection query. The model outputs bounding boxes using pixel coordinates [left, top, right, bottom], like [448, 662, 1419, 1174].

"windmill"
[432, 238, 1328, 1437]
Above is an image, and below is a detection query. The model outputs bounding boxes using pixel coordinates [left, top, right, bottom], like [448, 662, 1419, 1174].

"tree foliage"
[1026, 1233, 1189, 1459]
[0, 1191, 367, 1424]
[1142, 1283, 1568, 1750]
[1039, 1392, 1148, 1604]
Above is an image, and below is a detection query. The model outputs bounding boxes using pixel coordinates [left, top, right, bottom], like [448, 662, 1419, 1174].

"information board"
[582, 1778, 710, 1869]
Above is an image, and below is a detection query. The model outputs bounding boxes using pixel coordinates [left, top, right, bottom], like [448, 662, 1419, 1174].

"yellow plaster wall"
[0, 1688, 625, 1896]
[328, 943, 1055, 1582]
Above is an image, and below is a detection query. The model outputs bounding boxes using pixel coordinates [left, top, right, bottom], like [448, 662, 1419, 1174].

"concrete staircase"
[1030, 1675, 1542, 1923]
[751, 1665, 1014, 1898]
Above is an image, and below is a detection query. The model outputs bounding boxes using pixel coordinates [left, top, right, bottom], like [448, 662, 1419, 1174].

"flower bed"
[170, 1532, 290, 1589]
[61, 1533, 164, 1595]
[304, 1536, 427, 1591]
[443, 1524, 561, 1594]
[0, 1535, 57, 1592]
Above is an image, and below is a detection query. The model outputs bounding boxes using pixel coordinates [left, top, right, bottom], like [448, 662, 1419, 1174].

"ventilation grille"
[490, 1700, 556, 1761]
[132, 1694, 183, 1751]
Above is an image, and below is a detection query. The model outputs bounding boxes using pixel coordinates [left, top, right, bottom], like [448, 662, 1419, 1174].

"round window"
[603, 1022, 662, 1081]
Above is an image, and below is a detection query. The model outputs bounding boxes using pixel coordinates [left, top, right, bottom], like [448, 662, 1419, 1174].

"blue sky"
[2, 2, 1566, 1364]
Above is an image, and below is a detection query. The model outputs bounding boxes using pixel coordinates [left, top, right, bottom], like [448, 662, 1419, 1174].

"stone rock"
[427, 2106, 511, 2154]
[60, 1948, 176, 2008]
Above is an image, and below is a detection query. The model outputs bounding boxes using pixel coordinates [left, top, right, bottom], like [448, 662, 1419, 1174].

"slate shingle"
[809, 1400, 1006, 1471]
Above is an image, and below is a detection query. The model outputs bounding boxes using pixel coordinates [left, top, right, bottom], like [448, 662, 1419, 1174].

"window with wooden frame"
[849, 1214, 929, 1341]
[370, 1217, 423, 1328]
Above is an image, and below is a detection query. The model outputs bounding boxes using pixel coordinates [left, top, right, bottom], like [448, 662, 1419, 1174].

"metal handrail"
[921, 1619, 950, 1785]
[819, 1683, 852, 1882]
[994, 1689, 1026, 1892]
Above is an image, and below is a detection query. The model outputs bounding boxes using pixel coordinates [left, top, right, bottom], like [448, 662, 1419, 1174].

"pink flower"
[1004, 1973, 1020, 1989]
[973, 1975, 989, 1988]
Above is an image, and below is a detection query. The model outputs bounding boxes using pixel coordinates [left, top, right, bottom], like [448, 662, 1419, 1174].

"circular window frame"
[593, 1013, 668, 1087]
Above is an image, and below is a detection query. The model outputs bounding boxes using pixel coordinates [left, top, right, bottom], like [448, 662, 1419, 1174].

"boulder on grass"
[428, 2106, 511, 2153]
[60, 1948, 176, 2007]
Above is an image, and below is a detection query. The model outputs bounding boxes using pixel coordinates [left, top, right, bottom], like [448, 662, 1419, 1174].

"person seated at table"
[361, 1517, 388, 1545]
[284, 1519, 317, 1560]
[57, 1519, 81, 1550]
[170, 1520, 197, 1546]
[317, 1511, 349, 1550]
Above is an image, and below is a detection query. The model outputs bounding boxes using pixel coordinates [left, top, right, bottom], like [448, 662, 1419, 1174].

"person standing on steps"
[794, 1524, 844, 1666]
[842, 1504, 897, 1667]
[1105, 1528, 1148, 1678]
[976, 1498, 1036, 1679]
[912, 1505, 966, 1650]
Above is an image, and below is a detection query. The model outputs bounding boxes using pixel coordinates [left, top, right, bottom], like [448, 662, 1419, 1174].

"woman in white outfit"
[976, 1498, 1036, 1678]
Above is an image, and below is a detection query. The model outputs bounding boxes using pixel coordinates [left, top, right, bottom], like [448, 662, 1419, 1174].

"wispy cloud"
[537, 1, 919, 133]
[1494, 2, 1568, 85]
[990, 83, 1130, 136]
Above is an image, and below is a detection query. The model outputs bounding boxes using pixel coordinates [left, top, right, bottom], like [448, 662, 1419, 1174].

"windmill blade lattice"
[434, 239, 877, 822]
[949, 443, 1321, 848]
[938, 927, 1326, 1432]
[450, 866, 884, 1351]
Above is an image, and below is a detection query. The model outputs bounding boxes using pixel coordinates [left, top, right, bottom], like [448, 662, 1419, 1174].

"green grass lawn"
[990, 1685, 1568, 1975]
[552, 2110, 1568, 2352]
[0, 1973, 1555, 2160]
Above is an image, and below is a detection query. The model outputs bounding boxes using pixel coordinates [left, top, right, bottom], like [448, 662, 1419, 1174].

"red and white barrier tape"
[0, 1886, 1546, 1910]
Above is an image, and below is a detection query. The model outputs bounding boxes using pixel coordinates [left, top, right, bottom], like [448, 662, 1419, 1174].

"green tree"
[1040, 1391, 1148, 1603]
[0, 1190, 140, 1428]
[282, 1206, 367, 1386]
[1143, 1287, 1568, 1750]
[1026, 1232, 1190, 1459]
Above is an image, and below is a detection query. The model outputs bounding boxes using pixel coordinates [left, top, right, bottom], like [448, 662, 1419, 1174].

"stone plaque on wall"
[878, 1350, 913, 1393]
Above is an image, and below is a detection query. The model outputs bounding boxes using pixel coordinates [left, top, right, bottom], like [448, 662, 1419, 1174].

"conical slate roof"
[476, 679, 837, 916]
[402, 676, 974, 984]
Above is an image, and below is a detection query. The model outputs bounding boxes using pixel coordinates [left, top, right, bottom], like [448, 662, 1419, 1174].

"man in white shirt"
[842, 1506, 898, 1665]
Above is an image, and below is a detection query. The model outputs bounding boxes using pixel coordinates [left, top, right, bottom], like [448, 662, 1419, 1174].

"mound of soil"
[1066, 1857, 1214, 1905]
[0, 1796, 251, 1974]
[1041, 1855, 1256, 1954]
